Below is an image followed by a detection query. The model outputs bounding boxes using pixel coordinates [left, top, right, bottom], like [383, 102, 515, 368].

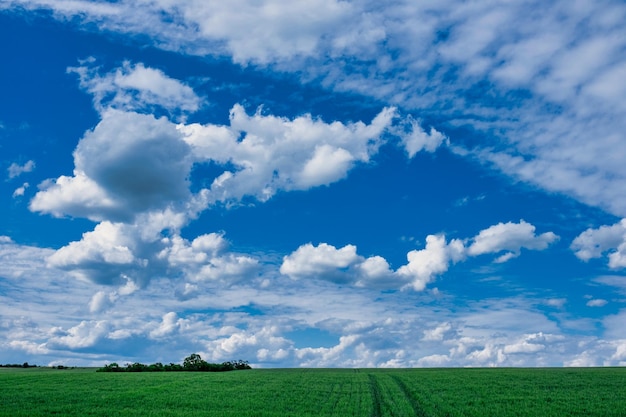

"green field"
[1, 367, 625, 416]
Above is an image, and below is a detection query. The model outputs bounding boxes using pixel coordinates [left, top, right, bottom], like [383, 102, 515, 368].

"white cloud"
[68, 60, 201, 116]
[27, 61, 402, 288]
[399, 117, 448, 157]
[7, 160, 35, 179]
[149, 312, 181, 339]
[280, 237, 463, 291]
[281, 221, 556, 291]
[422, 322, 455, 342]
[586, 299, 608, 307]
[158, 233, 259, 285]
[7, 0, 626, 217]
[0, 236, 621, 368]
[280, 243, 361, 283]
[203, 325, 292, 364]
[355, 256, 395, 284]
[34, 61, 398, 223]
[4, 0, 626, 369]
[0, 236, 13, 244]
[503, 339, 545, 354]
[6, 0, 358, 64]
[0, 237, 55, 280]
[181, 105, 397, 203]
[468, 220, 559, 261]
[12, 182, 29, 198]
[544, 298, 567, 308]
[571, 219, 626, 269]
[46, 320, 110, 350]
[47, 221, 139, 285]
[299, 145, 353, 188]
[396, 235, 465, 291]
[89, 291, 113, 313]
[30, 110, 192, 223]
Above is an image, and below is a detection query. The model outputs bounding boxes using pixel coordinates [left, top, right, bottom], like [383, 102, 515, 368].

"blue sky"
[1, 0, 626, 367]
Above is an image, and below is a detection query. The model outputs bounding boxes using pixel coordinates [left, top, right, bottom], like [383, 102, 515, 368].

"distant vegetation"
[97, 353, 251, 372]
[0, 363, 37, 368]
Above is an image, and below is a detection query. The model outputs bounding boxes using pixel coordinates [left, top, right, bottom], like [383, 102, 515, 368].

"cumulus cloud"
[467, 220, 559, 262]
[280, 238, 462, 291]
[149, 312, 181, 339]
[7, 160, 35, 179]
[46, 320, 110, 350]
[68, 60, 201, 116]
[28, 59, 403, 287]
[203, 325, 292, 364]
[571, 219, 626, 269]
[32, 60, 399, 222]
[396, 235, 465, 291]
[47, 221, 140, 285]
[181, 105, 397, 203]
[158, 234, 259, 285]
[280, 243, 361, 283]
[30, 110, 193, 223]
[89, 291, 114, 313]
[47, 221, 259, 287]
[422, 322, 455, 342]
[281, 220, 556, 291]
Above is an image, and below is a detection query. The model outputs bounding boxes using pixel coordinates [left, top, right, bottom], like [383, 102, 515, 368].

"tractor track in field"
[368, 373, 429, 417]
[390, 375, 429, 417]
[368, 374, 383, 417]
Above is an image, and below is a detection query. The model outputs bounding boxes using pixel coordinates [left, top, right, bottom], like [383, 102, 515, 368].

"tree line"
[97, 353, 251, 372]
[0, 362, 37, 368]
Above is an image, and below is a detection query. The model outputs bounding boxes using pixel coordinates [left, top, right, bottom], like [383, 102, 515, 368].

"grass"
[0, 367, 625, 416]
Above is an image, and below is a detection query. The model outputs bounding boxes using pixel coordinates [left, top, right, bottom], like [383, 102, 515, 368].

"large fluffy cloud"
[30, 110, 192, 223]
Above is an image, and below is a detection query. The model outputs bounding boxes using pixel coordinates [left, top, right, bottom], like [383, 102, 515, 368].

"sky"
[1, 0, 626, 368]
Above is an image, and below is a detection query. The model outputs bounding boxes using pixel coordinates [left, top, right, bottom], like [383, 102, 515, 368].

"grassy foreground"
[1, 367, 625, 416]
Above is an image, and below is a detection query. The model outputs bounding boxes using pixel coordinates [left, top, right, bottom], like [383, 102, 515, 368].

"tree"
[183, 353, 205, 371]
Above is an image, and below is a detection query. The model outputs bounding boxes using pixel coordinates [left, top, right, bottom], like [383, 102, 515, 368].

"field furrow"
[390, 375, 428, 417]
[368, 374, 384, 417]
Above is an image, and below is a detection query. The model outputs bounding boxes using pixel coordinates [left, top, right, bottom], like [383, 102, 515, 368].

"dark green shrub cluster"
[0, 362, 37, 368]
[97, 353, 251, 372]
